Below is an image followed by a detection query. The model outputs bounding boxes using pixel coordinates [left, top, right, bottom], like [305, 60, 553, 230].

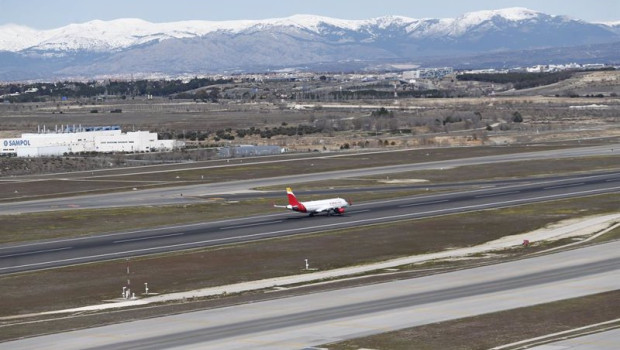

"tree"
[512, 111, 523, 123]
[371, 107, 393, 118]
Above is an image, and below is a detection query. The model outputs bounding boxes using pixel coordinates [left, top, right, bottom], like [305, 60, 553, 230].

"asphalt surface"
[3, 240, 619, 350]
[528, 328, 620, 350]
[1, 171, 618, 275]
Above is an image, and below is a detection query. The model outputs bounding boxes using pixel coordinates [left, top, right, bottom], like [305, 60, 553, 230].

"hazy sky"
[1, 0, 619, 29]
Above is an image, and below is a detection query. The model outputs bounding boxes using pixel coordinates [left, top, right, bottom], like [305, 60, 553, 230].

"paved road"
[1, 144, 617, 215]
[3, 240, 619, 350]
[1, 171, 618, 274]
[528, 328, 620, 350]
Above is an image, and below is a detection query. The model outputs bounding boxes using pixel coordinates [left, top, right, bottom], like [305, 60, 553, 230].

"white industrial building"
[1, 126, 184, 157]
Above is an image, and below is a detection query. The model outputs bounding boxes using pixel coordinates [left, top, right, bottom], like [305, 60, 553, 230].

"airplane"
[274, 187, 350, 216]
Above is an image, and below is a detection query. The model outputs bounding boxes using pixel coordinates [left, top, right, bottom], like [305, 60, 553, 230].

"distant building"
[526, 65, 546, 73]
[403, 67, 453, 80]
[1, 126, 184, 157]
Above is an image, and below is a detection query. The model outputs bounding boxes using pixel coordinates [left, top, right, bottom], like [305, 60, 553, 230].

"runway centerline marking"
[347, 209, 370, 214]
[399, 199, 449, 208]
[221, 221, 283, 230]
[0, 246, 72, 259]
[474, 191, 520, 198]
[544, 183, 585, 190]
[113, 233, 185, 244]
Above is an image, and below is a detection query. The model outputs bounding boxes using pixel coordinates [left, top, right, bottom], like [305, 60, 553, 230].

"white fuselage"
[290, 197, 349, 213]
[279, 187, 350, 215]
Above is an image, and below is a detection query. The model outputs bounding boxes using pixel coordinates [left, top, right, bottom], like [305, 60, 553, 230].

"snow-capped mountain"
[0, 8, 618, 80]
[599, 21, 620, 35]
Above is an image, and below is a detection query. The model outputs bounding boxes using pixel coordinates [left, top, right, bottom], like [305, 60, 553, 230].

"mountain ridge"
[0, 8, 618, 81]
[2, 7, 613, 53]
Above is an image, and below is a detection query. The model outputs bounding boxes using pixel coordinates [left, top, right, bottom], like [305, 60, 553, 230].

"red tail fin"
[286, 187, 301, 206]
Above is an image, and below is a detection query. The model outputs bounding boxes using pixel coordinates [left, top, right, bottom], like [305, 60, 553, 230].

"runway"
[1, 144, 617, 215]
[1, 171, 618, 274]
[3, 239, 619, 350]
